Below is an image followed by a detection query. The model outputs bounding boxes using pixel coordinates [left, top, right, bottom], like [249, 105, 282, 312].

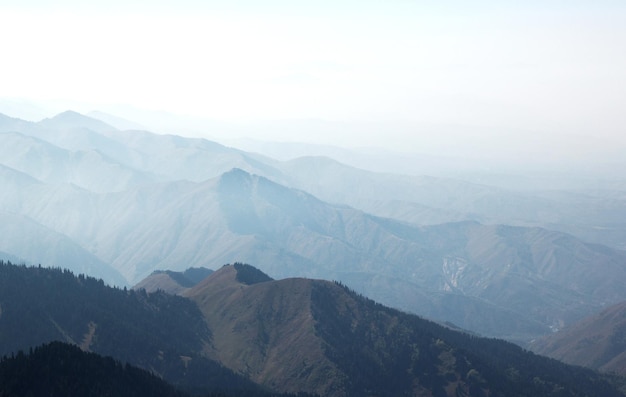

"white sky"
[1, 1, 625, 152]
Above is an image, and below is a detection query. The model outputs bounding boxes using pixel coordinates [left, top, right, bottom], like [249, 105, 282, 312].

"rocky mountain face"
[530, 300, 626, 375]
[2, 262, 624, 397]
[1, 110, 626, 343]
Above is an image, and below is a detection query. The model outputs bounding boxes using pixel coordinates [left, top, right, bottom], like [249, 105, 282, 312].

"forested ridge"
[0, 341, 186, 397]
[311, 281, 626, 397]
[1, 261, 625, 396]
[0, 341, 317, 397]
[0, 261, 309, 396]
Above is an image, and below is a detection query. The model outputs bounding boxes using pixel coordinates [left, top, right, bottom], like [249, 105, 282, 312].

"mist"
[2, 1, 625, 161]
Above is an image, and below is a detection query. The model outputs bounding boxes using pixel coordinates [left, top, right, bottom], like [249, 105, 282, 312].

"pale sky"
[1, 1, 625, 151]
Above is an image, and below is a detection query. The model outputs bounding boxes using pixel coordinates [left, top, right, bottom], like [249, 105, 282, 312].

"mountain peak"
[39, 110, 117, 133]
[232, 262, 273, 285]
[0, 112, 33, 131]
[132, 267, 214, 295]
[52, 110, 84, 119]
[220, 167, 252, 181]
[182, 264, 276, 303]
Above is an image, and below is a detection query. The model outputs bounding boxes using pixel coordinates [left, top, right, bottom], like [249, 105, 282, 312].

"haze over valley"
[1, 110, 626, 346]
[1, 1, 626, 395]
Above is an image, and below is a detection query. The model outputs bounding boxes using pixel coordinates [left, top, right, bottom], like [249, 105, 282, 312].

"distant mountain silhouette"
[88, 110, 147, 131]
[125, 169, 626, 343]
[1, 110, 626, 343]
[38, 110, 117, 133]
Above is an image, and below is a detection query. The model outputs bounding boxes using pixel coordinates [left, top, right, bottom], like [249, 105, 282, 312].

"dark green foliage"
[0, 342, 317, 397]
[312, 281, 626, 397]
[0, 262, 206, 361]
[0, 341, 186, 397]
[233, 262, 273, 285]
[2, 261, 623, 397]
[0, 261, 265, 395]
[204, 391, 316, 397]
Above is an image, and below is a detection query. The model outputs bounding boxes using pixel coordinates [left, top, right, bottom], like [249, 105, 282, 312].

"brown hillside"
[183, 264, 626, 397]
[183, 265, 342, 395]
[133, 272, 188, 294]
[531, 300, 626, 375]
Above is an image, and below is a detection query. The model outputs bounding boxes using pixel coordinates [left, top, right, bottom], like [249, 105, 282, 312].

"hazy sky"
[1, 1, 625, 151]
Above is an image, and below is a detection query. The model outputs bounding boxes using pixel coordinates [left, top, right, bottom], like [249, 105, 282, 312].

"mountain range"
[1, 110, 626, 345]
[1, 261, 624, 397]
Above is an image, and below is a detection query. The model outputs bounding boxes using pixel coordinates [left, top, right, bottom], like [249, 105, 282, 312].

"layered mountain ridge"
[1, 110, 626, 344]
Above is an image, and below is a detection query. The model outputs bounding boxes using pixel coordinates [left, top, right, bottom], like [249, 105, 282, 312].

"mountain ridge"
[26, 165, 622, 342]
[186, 263, 626, 396]
[184, 265, 330, 394]
[1, 110, 626, 342]
[38, 110, 118, 133]
[3, 261, 626, 396]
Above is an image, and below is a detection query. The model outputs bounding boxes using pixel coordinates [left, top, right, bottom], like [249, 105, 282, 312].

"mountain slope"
[0, 112, 32, 132]
[3, 110, 625, 251]
[122, 169, 626, 342]
[279, 156, 626, 250]
[0, 342, 186, 397]
[530, 300, 626, 375]
[100, 128, 287, 185]
[133, 267, 213, 294]
[1, 110, 626, 343]
[185, 265, 333, 395]
[279, 156, 558, 225]
[0, 111, 287, 192]
[185, 264, 625, 397]
[0, 131, 153, 192]
[0, 262, 266, 395]
[38, 110, 118, 133]
[2, 261, 625, 397]
[0, 212, 126, 285]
